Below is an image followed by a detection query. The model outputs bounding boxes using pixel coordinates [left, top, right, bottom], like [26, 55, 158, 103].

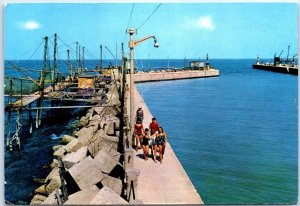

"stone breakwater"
[30, 81, 129, 205]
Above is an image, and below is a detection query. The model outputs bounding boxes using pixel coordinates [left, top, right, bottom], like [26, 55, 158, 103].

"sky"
[4, 3, 298, 60]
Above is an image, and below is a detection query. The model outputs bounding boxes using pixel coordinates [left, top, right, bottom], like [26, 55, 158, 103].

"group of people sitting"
[134, 107, 168, 164]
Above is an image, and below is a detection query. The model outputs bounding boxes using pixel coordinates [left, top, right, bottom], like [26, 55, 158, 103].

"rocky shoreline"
[30, 80, 129, 204]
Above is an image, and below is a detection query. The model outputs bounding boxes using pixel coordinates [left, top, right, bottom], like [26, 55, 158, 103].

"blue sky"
[4, 3, 298, 60]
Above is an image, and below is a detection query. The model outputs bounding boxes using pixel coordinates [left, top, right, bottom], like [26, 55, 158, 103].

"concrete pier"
[134, 69, 219, 83]
[126, 84, 204, 204]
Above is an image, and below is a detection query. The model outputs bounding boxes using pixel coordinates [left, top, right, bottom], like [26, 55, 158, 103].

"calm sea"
[4, 59, 298, 204]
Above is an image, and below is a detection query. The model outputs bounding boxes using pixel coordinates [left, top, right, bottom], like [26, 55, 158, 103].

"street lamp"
[128, 28, 159, 147]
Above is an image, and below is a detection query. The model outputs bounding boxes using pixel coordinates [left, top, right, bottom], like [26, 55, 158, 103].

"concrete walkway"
[127, 84, 204, 204]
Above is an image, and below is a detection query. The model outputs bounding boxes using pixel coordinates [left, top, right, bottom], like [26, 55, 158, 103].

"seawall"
[126, 83, 204, 204]
[134, 69, 219, 83]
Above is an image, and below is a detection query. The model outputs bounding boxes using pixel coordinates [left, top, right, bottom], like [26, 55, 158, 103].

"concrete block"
[41, 189, 60, 205]
[102, 107, 118, 116]
[50, 159, 59, 169]
[45, 176, 61, 195]
[94, 107, 105, 115]
[114, 119, 121, 130]
[61, 135, 76, 145]
[94, 149, 122, 175]
[64, 185, 100, 205]
[67, 156, 104, 190]
[76, 127, 95, 146]
[105, 121, 115, 136]
[53, 139, 83, 158]
[89, 117, 101, 128]
[45, 168, 59, 183]
[30, 194, 47, 205]
[89, 186, 128, 205]
[101, 175, 122, 196]
[62, 146, 88, 169]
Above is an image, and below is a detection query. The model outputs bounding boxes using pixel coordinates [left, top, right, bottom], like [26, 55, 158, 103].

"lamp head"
[153, 36, 159, 48]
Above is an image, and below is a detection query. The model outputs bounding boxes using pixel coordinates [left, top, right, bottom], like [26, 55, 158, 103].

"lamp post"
[128, 28, 159, 147]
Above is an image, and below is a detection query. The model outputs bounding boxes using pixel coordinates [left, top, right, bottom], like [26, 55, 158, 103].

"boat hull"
[252, 64, 298, 75]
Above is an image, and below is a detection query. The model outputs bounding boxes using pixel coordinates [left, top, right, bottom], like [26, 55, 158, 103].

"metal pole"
[67, 49, 71, 77]
[79, 45, 81, 73]
[100, 45, 103, 69]
[82, 46, 85, 72]
[76, 42, 79, 69]
[129, 28, 135, 147]
[53, 33, 57, 90]
[116, 43, 118, 68]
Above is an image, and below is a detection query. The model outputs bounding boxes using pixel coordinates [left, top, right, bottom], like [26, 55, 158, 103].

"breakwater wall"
[125, 83, 204, 204]
[30, 81, 129, 205]
[134, 69, 219, 83]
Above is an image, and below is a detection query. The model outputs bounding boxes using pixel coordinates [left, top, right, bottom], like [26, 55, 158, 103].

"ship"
[252, 46, 298, 75]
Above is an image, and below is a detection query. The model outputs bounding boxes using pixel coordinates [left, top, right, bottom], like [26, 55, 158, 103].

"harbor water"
[136, 59, 298, 204]
[4, 59, 298, 204]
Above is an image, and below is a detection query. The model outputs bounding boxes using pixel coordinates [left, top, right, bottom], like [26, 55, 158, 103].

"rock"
[34, 185, 47, 196]
[89, 116, 101, 128]
[52, 145, 63, 152]
[114, 119, 121, 130]
[50, 159, 59, 169]
[94, 107, 105, 115]
[66, 156, 104, 190]
[41, 189, 61, 205]
[45, 168, 59, 183]
[79, 116, 89, 127]
[75, 127, 95, 144]
[105, 121, 115, 136]
[102, 107, 118, 116]
[94, 149, 122, 175]
[103, 114, 118, 121]
[62, 146, 88, 169]
[30, 194, 47, 205]
[53, 139, 83, 158]
[87, 136, 119, 159]
[64, 185, 100, 205]
[45, 177, 61, 196]
[32, 177, 45, 185]
[101, 175, 122, 196]
[85, 108, 94, 119]
[89, 186, 128, 204]
[61, 135, 76, 145]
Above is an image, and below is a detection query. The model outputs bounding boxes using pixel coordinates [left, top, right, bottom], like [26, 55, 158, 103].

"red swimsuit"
[135, 124, 143, 135]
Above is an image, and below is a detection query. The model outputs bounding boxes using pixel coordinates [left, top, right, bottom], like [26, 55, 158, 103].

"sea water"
[136, 59, 298, 204]
[4, 59, 298, 204]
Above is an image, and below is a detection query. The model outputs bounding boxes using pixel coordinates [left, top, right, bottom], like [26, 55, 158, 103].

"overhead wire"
[137, 3, 162, 31]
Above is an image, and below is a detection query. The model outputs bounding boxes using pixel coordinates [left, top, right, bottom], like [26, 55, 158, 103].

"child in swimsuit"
[142, 128, 150, 160]
[134, 120, 144, 151]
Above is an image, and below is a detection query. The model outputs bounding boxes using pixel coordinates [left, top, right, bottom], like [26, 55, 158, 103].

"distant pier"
[134, 69, 220, 83]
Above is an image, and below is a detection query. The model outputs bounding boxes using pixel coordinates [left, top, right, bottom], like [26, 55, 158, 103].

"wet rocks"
[31, 81, 126, 204]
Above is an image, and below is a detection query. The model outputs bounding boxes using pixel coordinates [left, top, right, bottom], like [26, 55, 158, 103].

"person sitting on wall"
[134, 120, 144, 151]
[142, 128, 150, 160]
[156, 127, 168, 164]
